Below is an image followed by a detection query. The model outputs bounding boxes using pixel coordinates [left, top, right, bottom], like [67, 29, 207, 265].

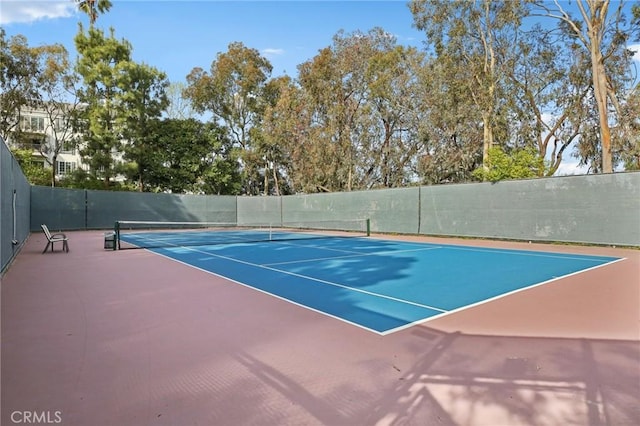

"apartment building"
[6, 104, 84, 181]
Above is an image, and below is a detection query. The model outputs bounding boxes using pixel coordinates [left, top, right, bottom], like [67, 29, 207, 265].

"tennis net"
[113, 219, 370, 250]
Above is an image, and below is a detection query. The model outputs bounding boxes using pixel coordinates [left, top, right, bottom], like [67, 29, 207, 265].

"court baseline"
[121, 234, 622, 334]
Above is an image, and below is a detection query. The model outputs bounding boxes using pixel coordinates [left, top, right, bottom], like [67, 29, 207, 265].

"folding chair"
[41, 224, 69, 253]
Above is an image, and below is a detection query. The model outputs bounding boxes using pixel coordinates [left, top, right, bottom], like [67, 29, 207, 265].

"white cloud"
[555, 158, 588, 176]
[629, 44, 640, 63]
[261, 48, 285, 57]
[0, 1, 75, 25]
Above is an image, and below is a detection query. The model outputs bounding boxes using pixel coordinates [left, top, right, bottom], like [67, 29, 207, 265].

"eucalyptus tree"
[415, 56, 484, 183]
[0, 29, 41, 142]
[530, 0, 640, 173]
[297, 29, 394, 192]
[262, 76, 311, 193]
[0, 30, 82, 186]
[164, 82, 197, 120]
[360, 35, 427, 188]
[505, 23, 591, 176]
[617, 82, 639, 170]
[296, 28, 426, 191]
[184, 42, 273, 194]
[409, 0, 528, 173]
[261, 73, 330, 193]
[325, 28, 384, 190]
[622, 3, 639, 171]
[35, 43, 82, 186]
[251, 75, 298, 195]
[297, 46, 353, 192]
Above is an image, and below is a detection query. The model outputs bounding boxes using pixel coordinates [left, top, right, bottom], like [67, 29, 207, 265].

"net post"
[366, 218, 371, 237]
[114, 221, 120, 250]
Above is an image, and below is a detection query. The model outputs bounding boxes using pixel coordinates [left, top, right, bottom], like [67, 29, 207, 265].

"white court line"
[140, 240, 449, 314]
[123, 234, 625, 335]
[279, 237, 441, 253]
[264, 246, 443, 266]
[379, 256, 627, 335]
[126, 232, 443, 266]
[142, 249, 389, 334]
[279, 237, 617, 263]
[432, 244, 618, 262]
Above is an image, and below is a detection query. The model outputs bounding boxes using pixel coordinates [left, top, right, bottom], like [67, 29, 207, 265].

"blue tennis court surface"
[120, 232, 621, 334]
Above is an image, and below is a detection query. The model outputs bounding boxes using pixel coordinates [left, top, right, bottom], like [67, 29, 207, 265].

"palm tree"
[76, 0, 112, 25]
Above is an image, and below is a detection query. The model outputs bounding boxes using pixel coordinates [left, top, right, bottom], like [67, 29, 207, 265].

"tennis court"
[118, 224, 621, 334]
[2, 230, 638, 426]
[3, 140, 639, 424]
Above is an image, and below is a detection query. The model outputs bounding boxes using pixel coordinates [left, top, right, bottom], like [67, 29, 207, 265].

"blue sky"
[3, 1, 638, 84]
[1, 1, 425, 83]
[3, 0, 638, 175]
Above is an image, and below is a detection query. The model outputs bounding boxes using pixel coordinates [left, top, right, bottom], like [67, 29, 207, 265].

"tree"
[164, 82, 196, 119]
[74, 24, 133, 188]
[505, 23, 590, 176]
[184, 42, 273, 194]
[254, 76, 308, 195]
[297, 45, 354, 192]
[260, 75, 318, 193]
[531, 0, 639, 173]
[136, 119, 240, 194]
[36, 43, 82, 186]
[0, 31, 83, 186]
[75, 0, 112, 25]
[617, 82, 639, 170]
[185, 41, 272, 150]
[363, 41, 428, 188]
[410, 0, 528, 174]
[472, 146, 544, 182]
[118, 61, 169, 191]
[414, 53, 483, 184]
[295, 28, 426, 191]
[9, 148, 50, 185]
[0, 30, 41, 143]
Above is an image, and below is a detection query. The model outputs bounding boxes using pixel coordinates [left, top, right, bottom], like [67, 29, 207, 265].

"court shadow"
[147, 326, 638, 425]
[364, 326, 640, 425]
[267, 238, 424, 285]
[232, 351, 351, 425]
[153, 237, 433, 331]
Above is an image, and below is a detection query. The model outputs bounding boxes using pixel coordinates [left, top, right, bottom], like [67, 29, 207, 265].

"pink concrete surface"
[1, 231, 638, 426]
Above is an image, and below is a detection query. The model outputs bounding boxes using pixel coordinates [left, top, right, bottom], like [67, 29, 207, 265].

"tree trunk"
[272, 163, 280, 196]
[264, 162, 269, 195]
[50, 153, 57, 187]
[591, 48, 613, 173]
[482, 113, 493, 174]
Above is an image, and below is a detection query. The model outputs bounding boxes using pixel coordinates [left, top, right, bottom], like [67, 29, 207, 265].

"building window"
[56, 161, 76, 175]
[14, 133, 47, 152]
[21, 115, 46, 132]
[61, 140, 76, 154]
